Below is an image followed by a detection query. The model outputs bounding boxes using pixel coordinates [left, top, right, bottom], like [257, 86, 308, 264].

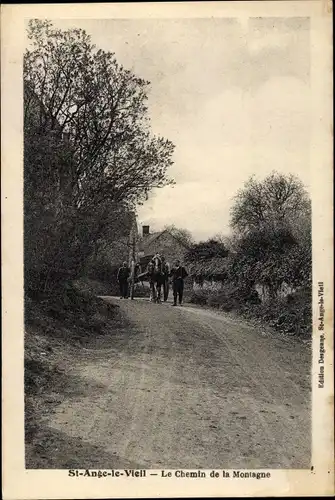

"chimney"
[142, 225, 150, 236]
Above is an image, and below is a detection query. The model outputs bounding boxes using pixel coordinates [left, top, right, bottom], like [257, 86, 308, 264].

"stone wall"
[193, 280, 223, 291]
[255, 282, 295, 301]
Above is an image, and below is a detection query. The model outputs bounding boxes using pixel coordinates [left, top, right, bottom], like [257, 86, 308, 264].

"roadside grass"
[186, 286, 311, 337]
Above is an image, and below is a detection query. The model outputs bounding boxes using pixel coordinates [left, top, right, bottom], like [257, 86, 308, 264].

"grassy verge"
[187, 285, 311, 337]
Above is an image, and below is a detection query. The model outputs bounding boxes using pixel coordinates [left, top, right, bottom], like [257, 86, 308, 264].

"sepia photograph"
[1, 2, 333, 499]
[23, 14, 313, 470]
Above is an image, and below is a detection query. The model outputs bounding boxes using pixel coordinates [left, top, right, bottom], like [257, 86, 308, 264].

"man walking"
[117, 261, 130, 299]
[170, 259, 188, 306]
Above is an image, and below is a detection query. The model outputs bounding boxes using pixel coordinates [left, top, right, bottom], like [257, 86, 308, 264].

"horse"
[149, 255, 165, 303]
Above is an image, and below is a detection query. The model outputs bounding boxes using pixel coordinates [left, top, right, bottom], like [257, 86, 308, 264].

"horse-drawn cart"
[133, 254, 170, 303]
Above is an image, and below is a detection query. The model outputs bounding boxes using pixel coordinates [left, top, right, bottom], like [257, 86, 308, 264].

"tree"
[230, 172, 310, 234]
[228, 172, 311, 298]
[163, 224, 194, 247]
[24, 20, 175, 212]
[184, 238, 229, 284]
[185, 238, 229, 262]
[24, 20, 175, 295]
[212, 233, 236, 251]
[227, 226, 298, 297]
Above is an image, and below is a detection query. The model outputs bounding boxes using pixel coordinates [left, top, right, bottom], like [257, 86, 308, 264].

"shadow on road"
[26, 426, 145, 469]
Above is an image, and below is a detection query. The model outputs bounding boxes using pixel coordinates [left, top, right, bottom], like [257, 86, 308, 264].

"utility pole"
[130, 225, 136, 300]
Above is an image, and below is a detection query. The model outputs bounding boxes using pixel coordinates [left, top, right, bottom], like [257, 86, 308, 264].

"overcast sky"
[51, 17, 310, 241]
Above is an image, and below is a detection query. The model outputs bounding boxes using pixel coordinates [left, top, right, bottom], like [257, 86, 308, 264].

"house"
[124, 223, 190, 297]
[188, 256, 229, 291]
[137, 225, 189, 268]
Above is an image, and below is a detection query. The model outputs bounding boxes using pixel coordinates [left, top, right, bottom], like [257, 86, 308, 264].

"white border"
[1, 2, 333, 498]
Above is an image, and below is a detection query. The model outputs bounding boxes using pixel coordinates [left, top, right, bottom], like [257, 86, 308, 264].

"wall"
[144, 232, 187, 266]
[255, 282, 295, 301]
[193, 280, 223, 291]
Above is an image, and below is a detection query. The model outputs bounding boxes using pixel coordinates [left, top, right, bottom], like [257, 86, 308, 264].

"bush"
[26, 281, 118, 341]
[246, 287, 311, 336]
[189, 289, 209, 306]
[188, 283, 310, 336]
[24, 21, 175, 298]
[73, 278, 115, 297]
[207, 290, 237, 311]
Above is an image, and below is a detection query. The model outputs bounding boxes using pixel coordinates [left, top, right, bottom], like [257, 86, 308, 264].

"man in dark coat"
[170, 259, 188, 306]
[117, 261, 130, 299]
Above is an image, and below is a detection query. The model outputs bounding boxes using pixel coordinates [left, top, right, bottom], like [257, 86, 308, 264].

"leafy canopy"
[230, 171, 310, 234]
[24, 20, 175, 293]
[24, 19, 175, 212]
[185, 239, 229, 262]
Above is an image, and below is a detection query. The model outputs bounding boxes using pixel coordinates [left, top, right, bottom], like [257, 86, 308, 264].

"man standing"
[117, 261, 130, 299]
[170, 259, 188, 306]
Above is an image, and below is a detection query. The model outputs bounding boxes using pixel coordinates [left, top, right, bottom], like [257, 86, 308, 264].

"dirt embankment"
[25, 286, 129, 467]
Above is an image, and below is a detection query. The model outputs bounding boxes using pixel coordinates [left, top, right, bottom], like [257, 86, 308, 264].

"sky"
[51, 17, 310, 241]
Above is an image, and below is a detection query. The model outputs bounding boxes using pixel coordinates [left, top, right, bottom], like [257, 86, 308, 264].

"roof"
[139, 232, 161, 250]
[139, 229, 190, 253]
[187, 256, 229, 279]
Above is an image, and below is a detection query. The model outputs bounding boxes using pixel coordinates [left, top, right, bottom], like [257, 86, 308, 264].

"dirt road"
[29, 297, 311, 469]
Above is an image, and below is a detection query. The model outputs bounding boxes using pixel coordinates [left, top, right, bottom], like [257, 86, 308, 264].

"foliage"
[227, 219, 311, 295]
[227, 226, 295, 296]
[189, 289, 209, 306]
[24, 20, 175, 295]
[227, 172, 311, 299]
[189, 285, 311, 336]
[163, 224, 194, 248]
[84, 233, 132, 286]
[230, 171, 310, 234]
[25, 20, 175, 209]
[184, 238, 229, 281]
[188, 172, 312, 336]
[191, 282, 260, 309]
[245, 287, 312, 336]
[185, 239, 229, 262]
